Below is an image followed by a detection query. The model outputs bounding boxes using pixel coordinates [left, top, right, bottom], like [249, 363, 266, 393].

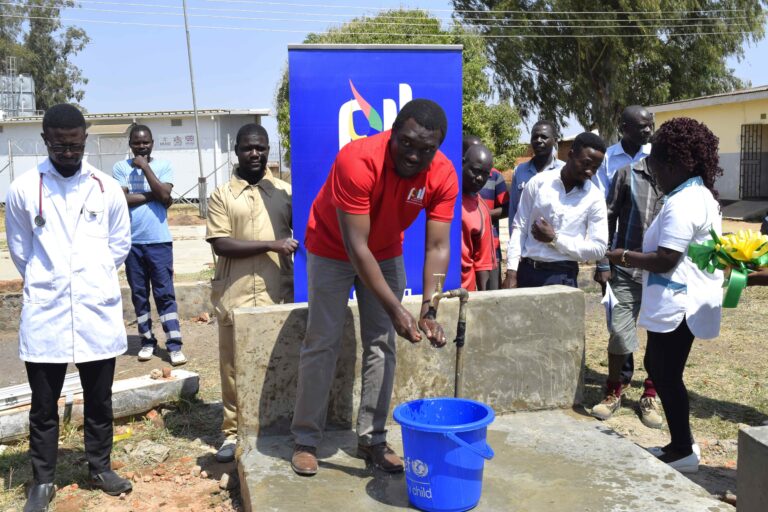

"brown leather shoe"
[291, 444, 318, 476]
[357, 442, 404, 473]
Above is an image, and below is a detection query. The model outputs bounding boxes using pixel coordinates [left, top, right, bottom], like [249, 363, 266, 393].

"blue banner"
[289, 45, 463, 302]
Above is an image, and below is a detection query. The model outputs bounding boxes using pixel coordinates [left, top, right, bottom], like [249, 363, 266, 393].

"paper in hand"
[601, 282, 618, 330]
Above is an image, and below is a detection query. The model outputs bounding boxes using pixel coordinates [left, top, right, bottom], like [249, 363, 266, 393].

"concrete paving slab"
[721, 200, 768, 221]
[239, 410, 731, 512]
[0, 225, 211, 280]
[0, 369, 199, 443]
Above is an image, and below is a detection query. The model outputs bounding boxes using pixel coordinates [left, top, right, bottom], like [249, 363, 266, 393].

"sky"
[57, 0, 768, 158]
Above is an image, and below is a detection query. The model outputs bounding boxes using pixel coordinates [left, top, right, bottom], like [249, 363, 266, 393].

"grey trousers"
[291, 253, 406, 447]
[607, 267, 642, 355]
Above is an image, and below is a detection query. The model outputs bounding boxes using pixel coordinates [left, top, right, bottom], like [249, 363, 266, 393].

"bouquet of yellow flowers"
[688, 229, 768, 307]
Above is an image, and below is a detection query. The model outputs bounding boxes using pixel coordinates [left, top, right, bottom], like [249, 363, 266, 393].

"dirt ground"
[0, 319, 241, 512]
[0, 217, 765, 510]
[2, 282, 767, 510]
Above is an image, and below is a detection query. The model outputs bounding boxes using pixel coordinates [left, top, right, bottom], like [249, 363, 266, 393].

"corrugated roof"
[649, 85, 768, 113]
[0, 108, 271, 124]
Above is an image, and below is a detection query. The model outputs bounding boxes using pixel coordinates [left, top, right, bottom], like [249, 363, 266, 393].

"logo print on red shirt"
[406, 187, 426, 206]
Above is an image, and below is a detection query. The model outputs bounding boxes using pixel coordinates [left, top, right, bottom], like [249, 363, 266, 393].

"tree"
[275, 9, 523, 169]
[453, 0, 765, 142]
[0, 1, 89, 111]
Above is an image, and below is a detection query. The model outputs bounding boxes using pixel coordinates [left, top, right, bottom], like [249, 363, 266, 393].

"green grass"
[583, 285, 768, 441]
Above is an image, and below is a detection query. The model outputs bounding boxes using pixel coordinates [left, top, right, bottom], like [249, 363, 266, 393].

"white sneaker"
[137, 345, 155, 362]
[647, 443, 701, 458]
[664, 451, 700, 473]
[648, 446, 701, 473]
[169, 350, 187, 366]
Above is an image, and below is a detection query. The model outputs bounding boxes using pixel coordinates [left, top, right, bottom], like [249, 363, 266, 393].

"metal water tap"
[429, 273, 468, 311]
[426, 273, 469, 397]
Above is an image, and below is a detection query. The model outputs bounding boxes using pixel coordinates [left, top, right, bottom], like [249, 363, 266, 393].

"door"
[740, 124, 766, 199]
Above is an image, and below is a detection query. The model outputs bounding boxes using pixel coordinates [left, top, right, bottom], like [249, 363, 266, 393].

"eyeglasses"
[45, 141, 86, 154]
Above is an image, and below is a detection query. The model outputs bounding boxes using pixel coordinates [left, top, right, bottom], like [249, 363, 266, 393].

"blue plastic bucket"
[393, 397, 495, 512]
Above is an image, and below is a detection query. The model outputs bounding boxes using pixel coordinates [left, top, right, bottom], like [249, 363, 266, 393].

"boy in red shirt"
[292, 99, 459, 477]
[463, 135, 508, 288]
[461, 144, 496, 290]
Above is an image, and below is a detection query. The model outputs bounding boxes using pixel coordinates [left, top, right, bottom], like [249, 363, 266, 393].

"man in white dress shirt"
[503, 132, 608, 289]
[591, 105, 653, 198]
[5, 104, 133, 511]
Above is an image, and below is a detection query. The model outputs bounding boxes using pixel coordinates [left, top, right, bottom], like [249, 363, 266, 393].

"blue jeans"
[124, 242, 182, 352]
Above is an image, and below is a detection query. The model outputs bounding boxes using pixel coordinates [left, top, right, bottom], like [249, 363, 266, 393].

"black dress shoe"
[90, 470, 133, 496]
[24, 483, 55, 512]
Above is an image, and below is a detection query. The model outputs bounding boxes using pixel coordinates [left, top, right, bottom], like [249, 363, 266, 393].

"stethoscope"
[35, 172, 105, 227]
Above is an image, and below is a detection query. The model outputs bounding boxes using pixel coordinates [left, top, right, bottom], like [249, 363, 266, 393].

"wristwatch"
[621, 249, 630, 267]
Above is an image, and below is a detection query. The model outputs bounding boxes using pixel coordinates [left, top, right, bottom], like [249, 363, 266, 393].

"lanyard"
[35, 172, 105, 228]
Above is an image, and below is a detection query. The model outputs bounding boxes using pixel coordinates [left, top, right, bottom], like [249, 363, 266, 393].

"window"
[171, 118, 182, 127]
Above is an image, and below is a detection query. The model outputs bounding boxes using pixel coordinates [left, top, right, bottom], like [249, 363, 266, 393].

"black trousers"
[621, 353, 635, 385]
[26, 358, 116, 484]
[645, 320, 695, 453]
[517, 258, 579, 288]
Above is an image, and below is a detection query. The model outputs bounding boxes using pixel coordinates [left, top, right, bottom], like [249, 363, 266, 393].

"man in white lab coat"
[5, 104, 133, 511]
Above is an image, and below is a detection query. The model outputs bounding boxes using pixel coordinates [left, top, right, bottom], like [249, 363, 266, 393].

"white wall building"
[0, 108, 270, 202]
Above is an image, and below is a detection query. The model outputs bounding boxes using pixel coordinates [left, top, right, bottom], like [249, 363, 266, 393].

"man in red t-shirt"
[461, 144, 496, 290]
[291, 99, 459, 477]
[464, 135, 508, 288]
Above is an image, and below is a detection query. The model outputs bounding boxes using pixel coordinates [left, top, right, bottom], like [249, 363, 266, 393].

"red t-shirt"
[461, 193, 496, 291]
[305, 130, 459, 261]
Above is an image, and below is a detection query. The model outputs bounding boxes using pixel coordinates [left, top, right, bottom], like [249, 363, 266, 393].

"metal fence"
[0, 135, 239, 217]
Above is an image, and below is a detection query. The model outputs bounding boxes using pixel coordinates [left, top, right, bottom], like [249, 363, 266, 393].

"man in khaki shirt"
[206, 123, 296, 462]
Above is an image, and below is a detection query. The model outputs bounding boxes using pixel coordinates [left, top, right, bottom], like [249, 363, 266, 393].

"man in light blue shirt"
[508, 120, 565, 232]
[591, 105, 653, 198]
[113, 125, 186, 366]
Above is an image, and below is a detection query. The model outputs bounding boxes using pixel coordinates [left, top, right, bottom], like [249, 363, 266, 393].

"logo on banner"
[406, 187, 426, 206]
[338, 80, 413, 149]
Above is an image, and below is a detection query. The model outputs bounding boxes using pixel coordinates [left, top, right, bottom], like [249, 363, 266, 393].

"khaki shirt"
[206, 170, 293, 325]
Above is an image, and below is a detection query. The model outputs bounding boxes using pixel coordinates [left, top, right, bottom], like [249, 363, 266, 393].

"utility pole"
[182, 0, 208, 218]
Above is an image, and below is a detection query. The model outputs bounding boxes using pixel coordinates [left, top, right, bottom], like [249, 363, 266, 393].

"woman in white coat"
[4, 104, 133, 511]
[605, 117, 723, 474]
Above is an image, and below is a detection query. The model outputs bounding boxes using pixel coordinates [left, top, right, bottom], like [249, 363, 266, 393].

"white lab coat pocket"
[23, 259, 57, 304]
[96, 262, 121, 306]
[80, 210, 108, 239]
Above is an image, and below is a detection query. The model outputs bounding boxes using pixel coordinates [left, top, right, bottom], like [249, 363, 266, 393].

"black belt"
[520, 257, 578, 272]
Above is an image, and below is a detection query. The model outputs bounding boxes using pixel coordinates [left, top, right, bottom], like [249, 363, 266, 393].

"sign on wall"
[156, 133, 197, 149]
[288, 44, 463, 302]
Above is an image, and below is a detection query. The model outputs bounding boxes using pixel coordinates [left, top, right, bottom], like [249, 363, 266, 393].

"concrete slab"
[168, 225, 214, 275]
[721, 200, 768, 221]
[0, 369, 199, 442]
[737, 425, 768, 512]
[238, 410, 730, 512]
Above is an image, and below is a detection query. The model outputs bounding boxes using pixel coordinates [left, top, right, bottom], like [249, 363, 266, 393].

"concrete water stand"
[238, 410, 730, 512]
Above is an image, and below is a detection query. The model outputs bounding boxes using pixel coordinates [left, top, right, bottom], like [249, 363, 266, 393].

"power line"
[7, 3, 755, 29]
[67, 0, 755, 22]
[0, 12, 751, 38]
[200, 0, 751, 16]
[4, 0, 755, 30]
